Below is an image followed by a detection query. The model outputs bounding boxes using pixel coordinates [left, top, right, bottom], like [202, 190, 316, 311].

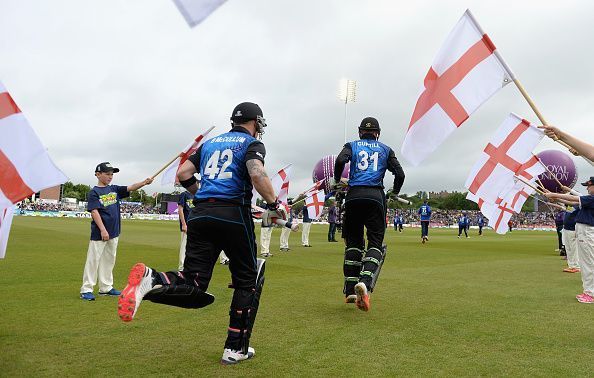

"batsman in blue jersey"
[117, 102, 284, 365]
[419, 200, 431, 243]
[334, 117, 405, 312]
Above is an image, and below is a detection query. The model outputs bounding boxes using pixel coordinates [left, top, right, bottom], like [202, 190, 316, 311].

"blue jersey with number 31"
[348, 140, 390, 187]
[196, 131, 257, 203]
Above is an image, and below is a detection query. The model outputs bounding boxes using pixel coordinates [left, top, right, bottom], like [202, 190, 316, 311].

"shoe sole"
[345, 295, 357, 304]
[354, 284, 370, 312]
[118, 263, 146, 322]
[220, 351, 255, 365]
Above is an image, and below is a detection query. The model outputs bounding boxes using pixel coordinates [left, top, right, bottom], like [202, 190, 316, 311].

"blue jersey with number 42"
[348, 140, 390, 187]
[196, 131, 257, 203]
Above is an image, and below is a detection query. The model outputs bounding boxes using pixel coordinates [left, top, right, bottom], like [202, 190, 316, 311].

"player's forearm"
[127, 178, 152, 192]
[547, 193, 580, 203]
[558, 132, 594, 161]
[91, 210, 107, 232]
[178, 206, 186, 225]
[247, 160, 276, 204]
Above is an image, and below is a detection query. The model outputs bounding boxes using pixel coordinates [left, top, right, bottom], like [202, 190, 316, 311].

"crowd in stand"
[120, 203, 160, 214]
[296, 206, 556, 228]
[18, 202, 72, 212]
[18, 201, 160, 214]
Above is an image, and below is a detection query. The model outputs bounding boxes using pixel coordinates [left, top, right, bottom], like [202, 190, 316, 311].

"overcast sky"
[1, 0, 593, 197]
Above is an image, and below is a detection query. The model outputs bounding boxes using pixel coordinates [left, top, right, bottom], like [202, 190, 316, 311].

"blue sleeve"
[87, 189, 100, 212]
[178, 192, 186, 205]
[116, 185, 130, 200]
[580, 195, 594, 209]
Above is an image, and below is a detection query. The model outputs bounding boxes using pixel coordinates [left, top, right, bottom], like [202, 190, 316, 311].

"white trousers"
[576, 223, 594, 296]
[301, 222, 312, 246]
[562, 229, 579, 269]
[260, 226, 273, 255]
[80, 237, 119, 293]
[280, 226, 290, 249]
[178, 231, 187, 271]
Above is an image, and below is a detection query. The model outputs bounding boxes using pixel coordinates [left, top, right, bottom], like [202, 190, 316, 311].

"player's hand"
[100, 230, 110, 241]
[262, 201, 287, 227]
[143, 177, 154, 186]
[560, 185, 572, 193]
[543, 192, 556, 199]
[537, 125, 561, 141]
[181, 224, 187, 233]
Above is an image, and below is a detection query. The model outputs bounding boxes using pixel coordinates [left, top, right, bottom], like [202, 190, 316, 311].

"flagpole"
[151, 154, 182, 181]
[535, 157, 565, 189]
[514, 175, 545, 195]
[465, 9, 593, 166]
[150, 126, 216, 180]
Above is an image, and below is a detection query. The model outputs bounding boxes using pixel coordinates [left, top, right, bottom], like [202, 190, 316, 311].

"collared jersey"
[194, 130, 263, 205]
[347, 139, 391, 187]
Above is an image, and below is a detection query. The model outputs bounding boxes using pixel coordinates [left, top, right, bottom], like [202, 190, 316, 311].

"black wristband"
[265, 200, 279, 211]
[179, 175, 197, 189]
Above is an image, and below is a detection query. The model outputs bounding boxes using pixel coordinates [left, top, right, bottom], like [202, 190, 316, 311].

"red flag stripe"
[468, 120, 530, 194]
[0, 92, 21, 120]
[409, 35, 494, 129]
[0, 149, 34, 203]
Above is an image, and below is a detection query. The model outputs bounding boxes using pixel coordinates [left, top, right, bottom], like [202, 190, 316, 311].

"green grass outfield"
[1, 217, 594, 377]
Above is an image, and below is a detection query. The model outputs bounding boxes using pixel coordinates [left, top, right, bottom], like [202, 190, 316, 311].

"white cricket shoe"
[118, 263, 160, 322]
[221, 347, 255, 365]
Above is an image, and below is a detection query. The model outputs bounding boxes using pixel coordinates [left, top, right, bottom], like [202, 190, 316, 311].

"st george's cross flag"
[161, 126, 215, 186]
[466, 192, 515, 234]
[304, 190, 325, 220]
[173, 0, 227, 28]
[497, 177, 537, 213]
[401, 9, 513, 166]
[302, 179, 324, 198]
[271, 164, 292, 205]
[464, 113, 544, 203]
[0, 81, 68, 257]
[252, 164, 293, 206]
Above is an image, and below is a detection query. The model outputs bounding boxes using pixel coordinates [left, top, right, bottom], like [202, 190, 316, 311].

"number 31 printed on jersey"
[357, 150, 378, 171]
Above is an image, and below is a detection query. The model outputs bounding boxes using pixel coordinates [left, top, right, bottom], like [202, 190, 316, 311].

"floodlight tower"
[338, 78, 357, 143]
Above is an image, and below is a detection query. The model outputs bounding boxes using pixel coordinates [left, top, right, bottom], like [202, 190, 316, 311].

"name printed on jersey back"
[357, 141, 380, 148]
[209, 136, 247, 144]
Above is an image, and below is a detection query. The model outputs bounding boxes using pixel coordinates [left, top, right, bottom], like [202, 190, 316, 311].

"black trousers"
[343, 187, 386, 250]
[458, 225, 467, 237]
[421, 221, 429, 237]
[164, 202, 257, 290]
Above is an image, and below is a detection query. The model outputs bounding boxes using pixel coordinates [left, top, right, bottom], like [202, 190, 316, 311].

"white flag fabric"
[302, 180, 324, 198]
[464, 113, 544, 203]
[0, 205, 15, 259]
[304, 190, 325, 220]
[270, 164, 292, 205]
[498, 178, 537, 213]
[0, 82, 68, 208]
[401, 9, 512, 166]
[173, 0, 227, 28]
[466, 192, 514, 234]
[161, 126, 215, 186]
